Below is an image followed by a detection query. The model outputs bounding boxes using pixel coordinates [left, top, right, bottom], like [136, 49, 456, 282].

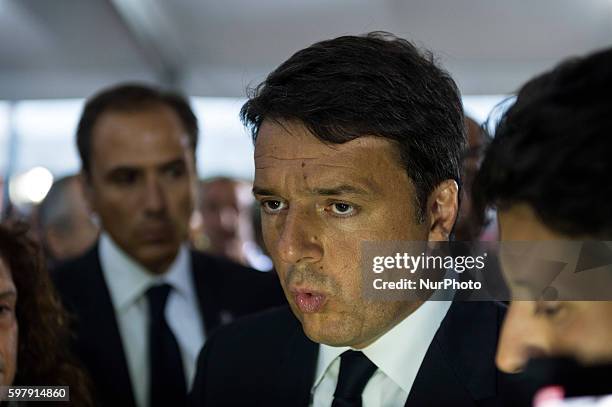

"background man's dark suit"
[53, 244, 286, 407]
[190, 301, 509, 407]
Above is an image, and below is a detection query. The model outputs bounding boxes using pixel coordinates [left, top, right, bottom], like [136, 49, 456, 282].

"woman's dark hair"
[473, 48, 612, 238]
[0, 222, 93, 406]
[241, 31, 465, 221]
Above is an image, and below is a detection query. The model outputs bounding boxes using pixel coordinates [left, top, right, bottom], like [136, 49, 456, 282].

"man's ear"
[426, 179, 459, 241]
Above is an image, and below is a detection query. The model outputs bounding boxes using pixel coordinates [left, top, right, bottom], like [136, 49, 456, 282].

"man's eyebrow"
[158, 158, 186, 170]
[512, 280, 546, 296]
[252, 185, 370, 197]
[105, 165, 142, 180]
[252, 186, 277, 196]
[106, 157, 185, 173]
[311, 185, 369, 196]
[108, 165, 139, 173]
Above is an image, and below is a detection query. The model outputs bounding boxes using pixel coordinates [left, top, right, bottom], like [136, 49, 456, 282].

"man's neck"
[351, 300, 425, 349]
[101, 232, 178, 275]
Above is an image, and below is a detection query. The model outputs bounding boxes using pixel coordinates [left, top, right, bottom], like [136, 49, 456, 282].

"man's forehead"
[253, 120, 411, 198]
[93, 141, 187, 169]
[94, 115, 187, 147]
[254, 120, 396, 169]
[90, 108, 190, 170]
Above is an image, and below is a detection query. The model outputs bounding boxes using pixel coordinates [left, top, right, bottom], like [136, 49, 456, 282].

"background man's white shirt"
[99, 233, 205, 407]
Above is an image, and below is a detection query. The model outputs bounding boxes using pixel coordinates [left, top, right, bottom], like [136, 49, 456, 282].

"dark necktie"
[147, 284, 187, 407]
[331, 350, 378, 407]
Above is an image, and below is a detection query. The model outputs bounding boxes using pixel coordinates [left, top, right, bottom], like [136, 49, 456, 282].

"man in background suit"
[53, 84, 284, 407]
[191, 32, 508, 406]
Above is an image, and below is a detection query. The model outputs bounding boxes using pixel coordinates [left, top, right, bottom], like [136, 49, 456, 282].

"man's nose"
[276, 207, 323, 265]
[143, 176, 167, 214]
[496, 301, 549, 373]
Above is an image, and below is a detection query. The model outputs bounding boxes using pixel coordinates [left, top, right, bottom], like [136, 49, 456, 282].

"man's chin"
[297, 311, 356, 347]
[134, 245, 180, 274]
[302, 327, 356, 347]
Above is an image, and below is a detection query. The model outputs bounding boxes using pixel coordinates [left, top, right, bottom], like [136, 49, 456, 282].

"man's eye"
[0, 305, 14, 317]
[164, 163, 187, 178]
[261, 200, 286, 214]
[329, 202, 356, 216]
[111, 171, 138, 185]
[534, 301, 563, 318]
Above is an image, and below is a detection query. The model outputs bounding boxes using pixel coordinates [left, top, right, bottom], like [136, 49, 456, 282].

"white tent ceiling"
[1, 0, 611, 99]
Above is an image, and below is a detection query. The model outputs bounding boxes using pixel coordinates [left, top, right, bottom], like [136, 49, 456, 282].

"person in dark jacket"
[191, 32, 509, 407]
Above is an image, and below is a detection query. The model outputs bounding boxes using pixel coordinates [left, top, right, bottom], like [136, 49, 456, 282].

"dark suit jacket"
[190, 301, 510, 407]
[52, 243, 286, 407]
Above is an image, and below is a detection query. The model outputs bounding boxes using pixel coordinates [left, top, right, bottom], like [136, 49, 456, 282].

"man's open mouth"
[291, 289, 328, 313]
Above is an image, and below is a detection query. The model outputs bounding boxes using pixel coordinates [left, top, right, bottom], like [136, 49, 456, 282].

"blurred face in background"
[454, 117, 488, 241]
[199, 179, 254, 259]
[43, 177, 99, 261]
[254, 120, 458, 348]
[495, 204, 612, 373]
[0, 257, 17, 387]
[84, 103, 195, 274]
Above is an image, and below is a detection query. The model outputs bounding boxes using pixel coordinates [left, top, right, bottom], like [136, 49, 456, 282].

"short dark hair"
[77, 83, 198, 174]
[473, 48, 612, 238]
[0, 222, 93, 406]
[240, 32, 465, 221]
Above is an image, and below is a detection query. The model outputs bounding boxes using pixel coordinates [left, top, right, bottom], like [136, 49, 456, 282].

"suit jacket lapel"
[190, 252, 221, 334]
[406, 301, 503, 406]
[405, 338, 475, 406]
[78, 246, 136, 407]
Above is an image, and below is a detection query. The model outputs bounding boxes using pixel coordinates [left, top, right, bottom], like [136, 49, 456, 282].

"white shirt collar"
[313, 300, 451, 394]
[99, 232, 193, 312]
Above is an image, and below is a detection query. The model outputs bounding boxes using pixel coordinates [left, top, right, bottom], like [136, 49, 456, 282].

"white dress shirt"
[99, 233, 205, 407]
[310, 300, 451, 407]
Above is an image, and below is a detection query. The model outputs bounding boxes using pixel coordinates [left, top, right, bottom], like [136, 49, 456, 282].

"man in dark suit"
[191, 32, 508, 406]
[53, 83, 284, 407]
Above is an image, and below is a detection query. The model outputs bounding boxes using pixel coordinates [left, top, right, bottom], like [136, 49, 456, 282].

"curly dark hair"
[473, 47, 612, 238]
[0, 222, 93, 406]
[240, 31, 465, 222]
